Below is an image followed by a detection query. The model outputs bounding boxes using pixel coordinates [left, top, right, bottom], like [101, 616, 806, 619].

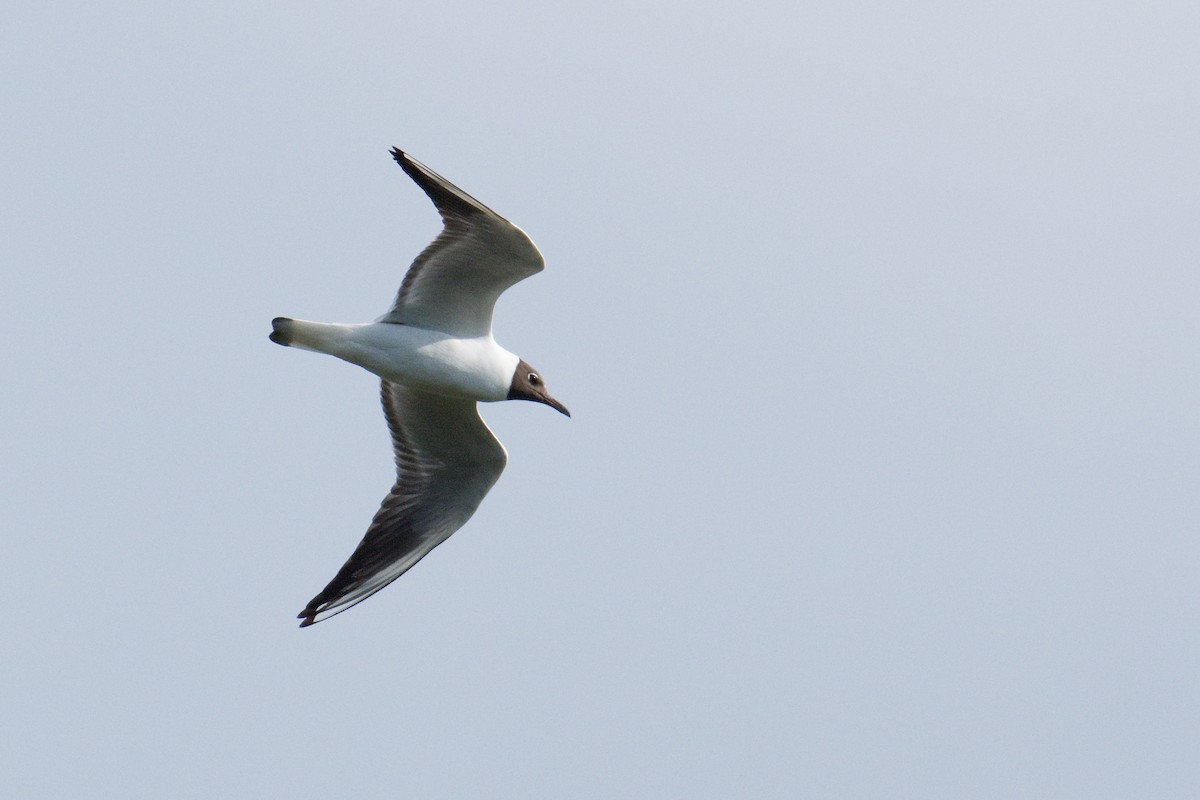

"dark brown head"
[508, 359, 570, 417]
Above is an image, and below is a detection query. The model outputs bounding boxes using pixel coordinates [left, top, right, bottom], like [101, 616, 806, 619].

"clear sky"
[3, 1, 1198, 797]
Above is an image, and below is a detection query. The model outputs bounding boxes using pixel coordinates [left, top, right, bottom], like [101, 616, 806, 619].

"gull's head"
[508, 359, 570, 417]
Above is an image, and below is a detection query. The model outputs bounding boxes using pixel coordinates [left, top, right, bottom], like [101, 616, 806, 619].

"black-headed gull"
[271, 149, 569, 627]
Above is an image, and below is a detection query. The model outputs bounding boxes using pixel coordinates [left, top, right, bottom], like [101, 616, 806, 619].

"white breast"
[281, 320, 519, 401]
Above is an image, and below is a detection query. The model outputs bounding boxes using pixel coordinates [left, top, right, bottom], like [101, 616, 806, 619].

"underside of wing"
[297, 381, 507, 626]
[378, 149, 545, 337]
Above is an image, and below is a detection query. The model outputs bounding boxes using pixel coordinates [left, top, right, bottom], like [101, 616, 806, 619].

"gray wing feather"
[378, 149, 544, 337]
[297, 381, 507, 626]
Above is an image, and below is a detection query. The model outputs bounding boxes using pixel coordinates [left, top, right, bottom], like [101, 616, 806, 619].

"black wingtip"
[390, 147, 424, 185]
[297, 609, 317, 628]
[387, 145, 494, 221]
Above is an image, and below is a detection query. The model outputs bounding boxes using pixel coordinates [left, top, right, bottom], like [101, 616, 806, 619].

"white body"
[282, 319, 520, 401]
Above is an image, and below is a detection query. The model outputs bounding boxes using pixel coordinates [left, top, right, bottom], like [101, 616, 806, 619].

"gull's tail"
[269, 317, 296, 346]
[268, 317, 351, 355]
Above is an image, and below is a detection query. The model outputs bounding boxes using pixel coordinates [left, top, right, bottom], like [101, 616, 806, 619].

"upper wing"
[377, 149, 545, 338]
[297, 381, 508, 626]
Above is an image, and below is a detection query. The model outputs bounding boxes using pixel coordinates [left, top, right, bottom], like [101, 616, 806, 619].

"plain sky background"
[3, 1, 1198, 797]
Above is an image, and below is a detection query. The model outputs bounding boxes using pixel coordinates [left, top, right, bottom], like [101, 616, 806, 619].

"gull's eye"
[528, 373, 541, 385]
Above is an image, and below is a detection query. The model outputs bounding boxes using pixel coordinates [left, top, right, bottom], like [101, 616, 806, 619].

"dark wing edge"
[390, 148, 503, 222]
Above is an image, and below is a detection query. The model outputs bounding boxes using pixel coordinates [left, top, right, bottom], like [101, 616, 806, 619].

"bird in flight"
[270, 148, 569, 627]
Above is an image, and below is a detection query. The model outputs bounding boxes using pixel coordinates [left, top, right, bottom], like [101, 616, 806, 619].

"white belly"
[283, 320, 519, 401]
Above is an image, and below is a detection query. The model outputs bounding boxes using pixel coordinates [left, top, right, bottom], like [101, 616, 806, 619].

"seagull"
[270, 148, 569, 627]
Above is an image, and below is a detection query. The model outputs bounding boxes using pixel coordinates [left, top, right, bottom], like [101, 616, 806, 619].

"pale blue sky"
[3, 1, 1198, 797]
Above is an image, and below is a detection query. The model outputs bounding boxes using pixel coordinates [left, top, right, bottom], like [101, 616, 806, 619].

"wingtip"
[297, 610, 317, 628]
[389, 147, 407, 165]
